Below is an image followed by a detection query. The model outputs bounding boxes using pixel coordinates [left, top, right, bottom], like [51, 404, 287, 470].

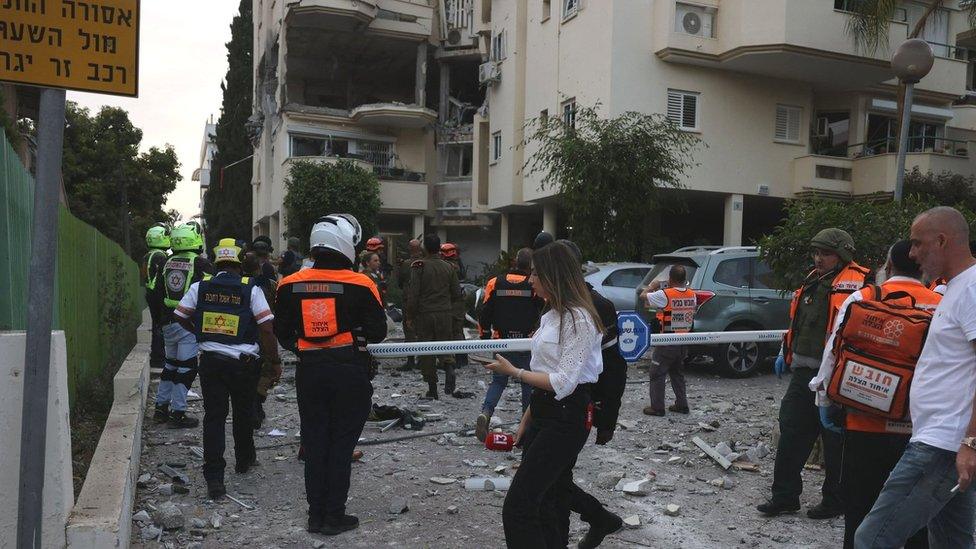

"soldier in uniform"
[441, 242, 468, 367]
[396, 238, 424, 371]
[406, 234, 461, 399]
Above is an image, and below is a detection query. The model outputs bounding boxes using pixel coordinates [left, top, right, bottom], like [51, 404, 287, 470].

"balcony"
[439, 0, 478, 49]
[653, 0, 968, 97]
[286, 0, 433, 40]
[283, 156, 428, 212]
[350, 103, 438, 129]
[435, 180, 473, 217]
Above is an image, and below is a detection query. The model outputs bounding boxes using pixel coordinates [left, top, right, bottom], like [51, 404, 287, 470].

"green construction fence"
[0, 132, 143, 403]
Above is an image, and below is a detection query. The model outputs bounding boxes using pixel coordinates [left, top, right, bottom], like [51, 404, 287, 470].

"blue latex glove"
[774, 355, 787, 378]
[819, 406, 844, 434]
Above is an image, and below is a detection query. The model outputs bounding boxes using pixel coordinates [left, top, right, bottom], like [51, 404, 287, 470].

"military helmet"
[440, 242, 459, 259]
[213, 238, 243, 265]
[366, 237, 384, 252]
[811, 228, 855, 263]
[170, 222, 204, 253]
[145, 224, 170, 249]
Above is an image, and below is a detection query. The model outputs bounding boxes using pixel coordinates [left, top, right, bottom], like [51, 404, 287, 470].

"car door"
[600, 267, 650, 311]
[749, 258, 791, 329]
[706, 257, 753, 331]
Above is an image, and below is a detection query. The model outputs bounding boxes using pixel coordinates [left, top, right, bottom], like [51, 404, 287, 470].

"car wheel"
[713, 340, 766, 378]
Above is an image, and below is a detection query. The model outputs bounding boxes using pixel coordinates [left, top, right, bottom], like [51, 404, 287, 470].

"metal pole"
[893, 82, 915, 202]
[17, 87, 66, 549]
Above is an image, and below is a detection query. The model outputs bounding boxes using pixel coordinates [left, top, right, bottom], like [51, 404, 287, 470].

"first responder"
[250, 235, 278, 282]
[809, 239, 940, 548]
[758, 228, 869, 519]
[174, 239, 280, 500]
[441, 242, 468, 368]
[143, 224, 171, 369]
[395, 239, 423, 371]
[279, 236, 304, 277]
[275, 214, 387, 536]
[154, 222, 214, 428]
[475, 247, 544, 441]
[640, 265, 697, 416]
[406, 234, 462, 399]
[243, 251, 279, 429]
[366, 236, 393, 280]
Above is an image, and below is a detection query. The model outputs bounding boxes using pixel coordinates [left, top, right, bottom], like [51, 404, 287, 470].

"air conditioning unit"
[479, 61, 500, 85]
[675, 3, 715, 38]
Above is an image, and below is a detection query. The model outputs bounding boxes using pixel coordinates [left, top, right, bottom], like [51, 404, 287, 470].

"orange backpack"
[826, 286, 934, 420]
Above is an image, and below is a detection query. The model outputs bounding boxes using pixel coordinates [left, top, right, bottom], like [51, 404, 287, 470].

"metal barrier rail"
[367, 330, 786, 358]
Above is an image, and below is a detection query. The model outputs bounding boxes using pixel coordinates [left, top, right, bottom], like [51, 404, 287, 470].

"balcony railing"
[435, 180, 473, 216]
[445, 0, 473, 31]
[848, 136, 970, 158]
[373, 166, 425, 181]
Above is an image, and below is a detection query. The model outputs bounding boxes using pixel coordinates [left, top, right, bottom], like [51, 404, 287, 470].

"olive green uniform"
[405, 256, 461, 389]
[445, 258, 468, 367]
[397, 258, 417, 343]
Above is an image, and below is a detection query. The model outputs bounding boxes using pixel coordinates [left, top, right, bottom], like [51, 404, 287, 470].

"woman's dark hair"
[532, 242, 603, 334]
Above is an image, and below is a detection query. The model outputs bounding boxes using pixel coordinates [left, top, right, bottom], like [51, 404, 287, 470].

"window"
[667, 89, 699, 131]
[775, 104, 802, 143]
[542, 0, 551, 20]
[603, 268, 651, 289]
[713, 258, 752, 289]
[444, 144, 473, 177]
[491, 29, 507, 61]
[561, 99, 576, 127]
[750, 259, 776, 290]
[813, 111, 850, 156]
[540, 109, 549, 125]
[562, 0, 578, 20]
[492, 131, 502, 162]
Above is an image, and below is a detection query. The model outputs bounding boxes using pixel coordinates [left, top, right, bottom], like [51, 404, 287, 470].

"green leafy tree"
[203, 0, 253, 249]
[524, 104, 701, 261]
[61, 102, 180, 259]
[904, 167, 976, 211]
[283, 160, 382, 251]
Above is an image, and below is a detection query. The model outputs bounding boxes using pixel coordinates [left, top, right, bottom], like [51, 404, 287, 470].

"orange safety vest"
[655, 287, 697, 334]
[783, 262, 870, 364]
[278, 268, 382, 352]
[833, 280, 942, 434]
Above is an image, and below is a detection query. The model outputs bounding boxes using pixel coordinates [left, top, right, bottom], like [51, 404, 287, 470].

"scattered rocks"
[709, 477, 735, 490]
[622, 479, 651, 496]
[463, 459, 489, 468]
[210, 512, 222, 529]
[667, 456, 684, 465]
[665, 504, 681, 517]
[158, 483, 174, 496]
[190, 518, 207, 529]
[152, 502, 184, 530]
[131, 510, 151, 524]
[389, 497, 409, 514]
[430, 477, 456, 485]
[140, 525, 162, 541]
[597, 471, 625, 489]
[623, 514, 641, 528]
[447, 506, 459, 515]
[136, 474, 152, 488]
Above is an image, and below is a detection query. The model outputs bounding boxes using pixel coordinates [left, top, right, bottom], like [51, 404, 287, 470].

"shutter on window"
[776, 106, 801, 141]
[682, 94, 697, 129]
[667, 91, 683, 126]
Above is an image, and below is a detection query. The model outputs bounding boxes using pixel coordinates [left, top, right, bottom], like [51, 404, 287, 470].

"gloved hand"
[595, 429, 614, 445]
[774, 355, 788, 378]
[819, 406, 844, 434]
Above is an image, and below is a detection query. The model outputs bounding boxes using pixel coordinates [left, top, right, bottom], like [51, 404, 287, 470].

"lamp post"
[891, 38, 935, 202]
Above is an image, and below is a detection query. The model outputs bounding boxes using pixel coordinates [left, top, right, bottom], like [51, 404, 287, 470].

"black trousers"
[569, 482, 605, 524]
[296, 358, 373, 518]
[148, 303, 165, 367]
[504, 387, 591, 548]
[199, 351, 260, 483]
[842, 430, 929, 549]
[771, 367, 843, 508]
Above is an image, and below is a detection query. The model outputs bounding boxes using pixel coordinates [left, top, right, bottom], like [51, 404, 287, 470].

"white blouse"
[529, 307, 603, 400]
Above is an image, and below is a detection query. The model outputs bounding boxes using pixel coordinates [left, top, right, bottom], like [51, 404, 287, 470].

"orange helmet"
[440, 243, 458, 259]
[366, 237, 384, 252]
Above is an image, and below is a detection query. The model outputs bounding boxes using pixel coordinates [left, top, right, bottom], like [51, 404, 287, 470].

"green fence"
[0, 132, 143, 402]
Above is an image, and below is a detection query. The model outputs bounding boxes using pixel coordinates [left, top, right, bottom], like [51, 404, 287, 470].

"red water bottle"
[585, 402, 594, 431]
[485, 432, 515, 452]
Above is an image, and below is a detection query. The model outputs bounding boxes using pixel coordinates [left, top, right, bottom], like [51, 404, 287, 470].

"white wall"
[0, 331, 73, 549]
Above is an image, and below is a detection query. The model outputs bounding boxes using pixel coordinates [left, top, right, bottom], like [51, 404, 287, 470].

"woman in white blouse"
[483, 241, 604, 547]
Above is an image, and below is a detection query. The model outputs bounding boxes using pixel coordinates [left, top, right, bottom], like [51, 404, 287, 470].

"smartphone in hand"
[469, 355, 495, 365]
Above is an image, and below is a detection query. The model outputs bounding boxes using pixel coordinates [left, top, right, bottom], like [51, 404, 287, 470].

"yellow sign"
[0, 0, 139, 96]
[202, 312, 240, 337]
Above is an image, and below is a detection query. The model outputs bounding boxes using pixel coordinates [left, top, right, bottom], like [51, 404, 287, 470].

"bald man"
[855, 206, 976, 548]
[396, 239, 424, 371]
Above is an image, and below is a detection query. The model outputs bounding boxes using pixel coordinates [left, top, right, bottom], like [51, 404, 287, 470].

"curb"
[65, 312, 151, 548]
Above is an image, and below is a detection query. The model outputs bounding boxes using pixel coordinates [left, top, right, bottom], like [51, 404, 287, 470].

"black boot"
[321, 514, 359, 536]
[578, 508, 624, 549]
[153, 403, 169, 423]
[444, 365, 456, 395]
[207, 480, 226, 500]
[167, 410, 200, 429]
[756, 499, 801, 516]
[235, 456, 258, 474]
[806, 501, 843, 519]
[307, 512, 324, 533]
[421, 382, 438, 400]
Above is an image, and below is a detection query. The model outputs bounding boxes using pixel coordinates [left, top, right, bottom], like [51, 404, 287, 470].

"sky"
[67, 1, 239, 221]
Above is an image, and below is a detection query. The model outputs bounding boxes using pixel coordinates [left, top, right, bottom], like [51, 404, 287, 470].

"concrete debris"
[463, 459, 489, 468]
[622, 479, 651, 496]
[190, 518, 207, 529]
[654, 483, 676, 492]
[158, 483, 174, 496]
[494, 466, 508, 474]
[137, 474, 152, 487]
[158, 464, 189, 485]
[597, 471, 625, 489]
[714, 442, 734, 458]
[447, 506, 459, 515]
[623, 515, 641, 528]
[152, 502, 185, 530]
[313, 541, 327, 548]
[692, 437, 733, 470]
[698, 422, 717, 432]
[464, 477, 511, 491]
[388, 497, 409, 514]
[210, 512, 222, 529]
[616, 420, 636, 431]
[667, 456, 684, 465]
[430, 477, 457, 485]
[190, 446, 204, 459]
[131, 510, 152, 524]
[665, 504, 681, 517]
[140, 525, 162, 541]
[710, 477, 735, 490]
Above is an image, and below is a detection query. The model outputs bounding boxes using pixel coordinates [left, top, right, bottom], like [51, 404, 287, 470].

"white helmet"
[309, 213, 362, 264]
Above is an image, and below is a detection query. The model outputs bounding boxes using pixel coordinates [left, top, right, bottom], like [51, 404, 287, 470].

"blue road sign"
[617, 311, 650, 363]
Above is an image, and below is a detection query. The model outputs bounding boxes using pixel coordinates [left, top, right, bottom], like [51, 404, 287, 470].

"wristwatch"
[962, 437, 976, 450]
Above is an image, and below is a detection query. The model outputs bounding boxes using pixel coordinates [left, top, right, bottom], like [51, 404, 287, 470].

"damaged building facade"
[252, 0, 976, 275]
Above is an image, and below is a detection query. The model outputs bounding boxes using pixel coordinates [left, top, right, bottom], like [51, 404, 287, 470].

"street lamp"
[891, 38, 935, 202]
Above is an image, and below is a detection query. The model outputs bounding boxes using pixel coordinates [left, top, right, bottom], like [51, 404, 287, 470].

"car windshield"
[644, 258, 699, 287]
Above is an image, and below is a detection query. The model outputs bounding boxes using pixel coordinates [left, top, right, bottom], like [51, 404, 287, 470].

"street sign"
[0, 0, 139, 96]
[616, 311, 650, 363]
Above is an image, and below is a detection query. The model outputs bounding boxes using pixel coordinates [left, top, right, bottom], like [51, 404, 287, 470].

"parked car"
[582, 262, 653, 312]
[634, 246, 790, 377]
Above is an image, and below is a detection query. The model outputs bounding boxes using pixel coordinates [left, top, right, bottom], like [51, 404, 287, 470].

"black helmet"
[533, 231, 554, 250]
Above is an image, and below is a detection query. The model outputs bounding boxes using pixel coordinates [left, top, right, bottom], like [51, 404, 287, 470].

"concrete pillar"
[500, 213, 510, 252]
[723, 193, 744, 247]
[415, 42, 428, 106]
[437, 227, 448, 243]
[412, 215, 425, 239]
[438, 62, 450, 124]
[542, 203, 557, 236]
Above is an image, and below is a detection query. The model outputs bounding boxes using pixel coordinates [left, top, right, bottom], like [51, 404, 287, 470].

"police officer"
[143, 224, 171, 369]
[174, 239, 280, 499]
[640, 265, 697, 416]
[154, 222, 213, 428]
[441, 242, 468, 368]
[275, 214, 387, 536]
[406, 234, 462, 399]
[396, 239, 423, 371]
[758, 228, 869, 519]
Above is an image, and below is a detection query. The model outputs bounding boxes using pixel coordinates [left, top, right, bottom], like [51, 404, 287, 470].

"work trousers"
[771, 367, 843, 508]
[648, 345, 688, 411]
[148, 302, 165, 368]
[156, 322, 198, 412]
[503, 387, 591, 548]
[569, 481, 606, 525]
[480, 351, 532, 416]
[296, 358, 373, 518]
[199, 351, 260, 483]
[842, 430, 928, 549]
[414, 312, 455, 384]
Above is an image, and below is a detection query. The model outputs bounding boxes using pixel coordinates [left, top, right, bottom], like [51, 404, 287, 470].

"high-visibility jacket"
[655, 287, 697, 334]
[784, 262, 870, 364]
[143, 248, 168, 291]
[479, 271, 543, 339]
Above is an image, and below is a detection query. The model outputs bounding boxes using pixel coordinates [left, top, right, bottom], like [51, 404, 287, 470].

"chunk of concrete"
[152, 502, 184, 530]
[623, 515, 641, 528]
[665, 504, 681, 517]
[597, 471, 625, 489]
[430, 477, 456, 485]
[388, 497, 409, 514]
[131, 510, 151, 524]
[622, 479, 650, 496]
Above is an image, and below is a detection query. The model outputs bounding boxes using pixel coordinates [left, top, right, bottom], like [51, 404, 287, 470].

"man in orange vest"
[810, 239, 940, 548]
[275, 214, 387, 536]
[640, 265, 697, 417]
[758, 228, 870, 519]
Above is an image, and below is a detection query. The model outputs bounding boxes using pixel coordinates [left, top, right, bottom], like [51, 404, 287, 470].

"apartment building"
[192, 118, 217, 214]
[475, 0, 976, 249]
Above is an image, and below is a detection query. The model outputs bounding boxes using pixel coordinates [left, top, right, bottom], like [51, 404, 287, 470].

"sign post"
[0, 2, 139, 546]
[616, 311, 650, 363]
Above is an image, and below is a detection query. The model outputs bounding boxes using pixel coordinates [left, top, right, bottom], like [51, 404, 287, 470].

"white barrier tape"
[367, 330, 786, 358]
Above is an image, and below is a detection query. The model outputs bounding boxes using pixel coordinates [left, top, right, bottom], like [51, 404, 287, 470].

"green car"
[634, 246, 790, 378]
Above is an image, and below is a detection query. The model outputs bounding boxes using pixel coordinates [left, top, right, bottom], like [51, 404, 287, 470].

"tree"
[61, 102, 180, 259]
[283, 160, 382, 251]
[904, 167, 976, 212]
[524, 104, 702, 261]
[202, 0, 253, 249]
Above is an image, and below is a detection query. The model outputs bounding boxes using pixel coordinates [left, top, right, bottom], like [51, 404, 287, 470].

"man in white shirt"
[640, 265, 696, 417]
[855, 207, 976, 548]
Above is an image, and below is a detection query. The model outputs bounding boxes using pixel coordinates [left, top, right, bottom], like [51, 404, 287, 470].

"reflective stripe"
[298, 331, 354, 351]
